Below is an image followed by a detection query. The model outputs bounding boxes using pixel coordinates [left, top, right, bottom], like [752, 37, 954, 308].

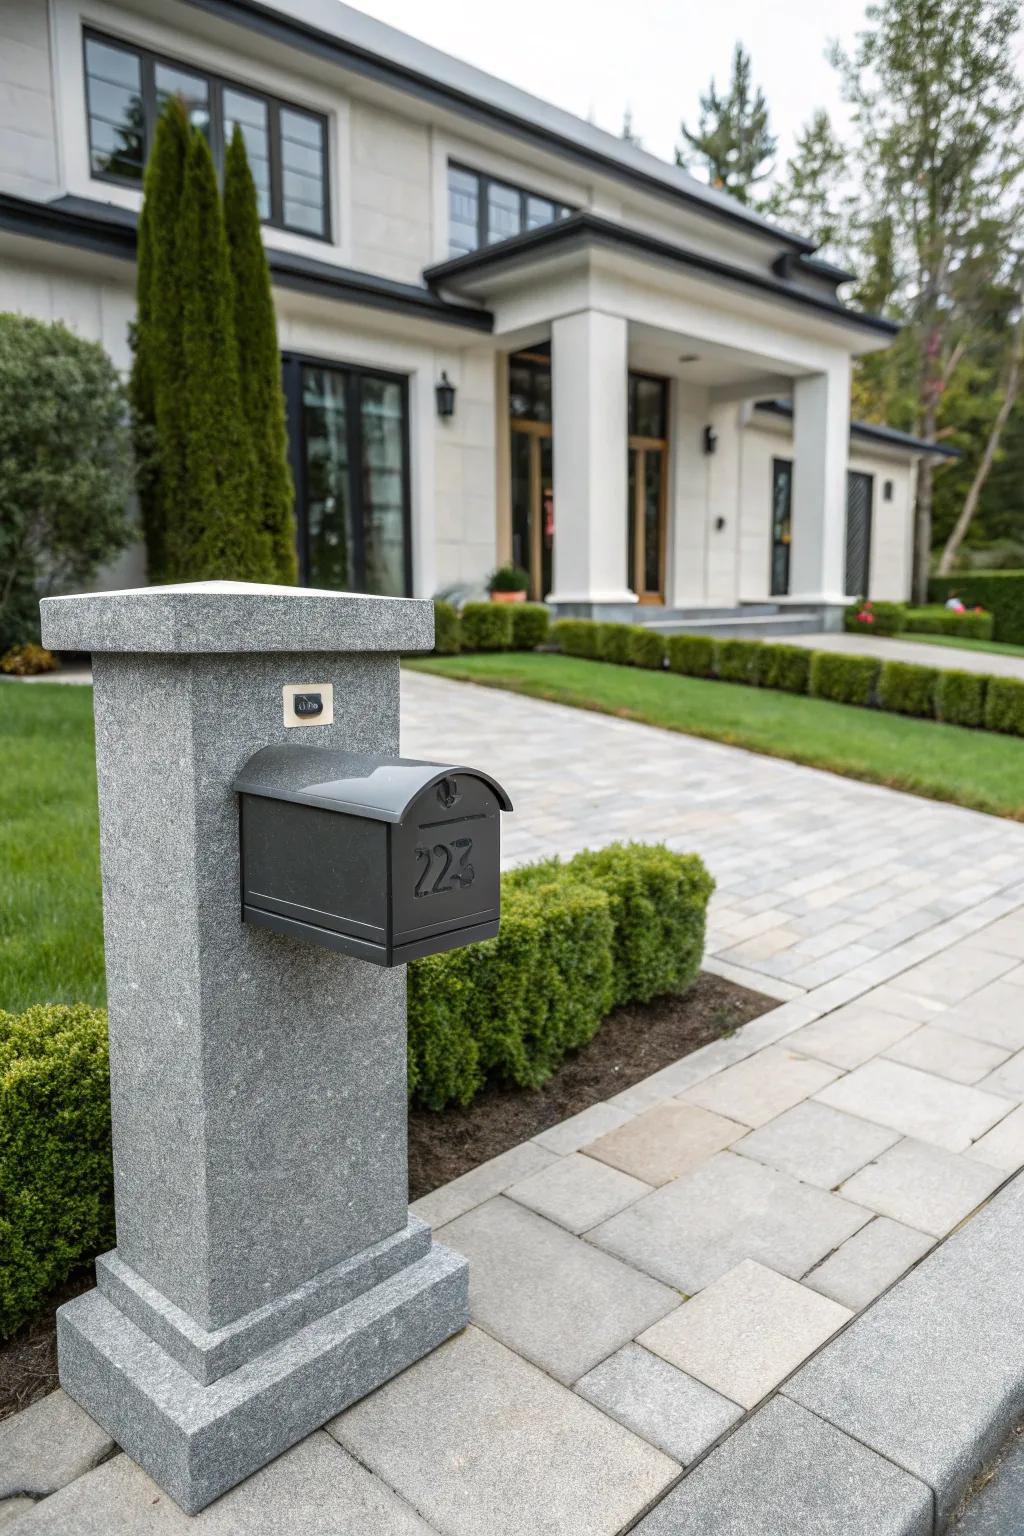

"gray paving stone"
[966, 1105, 1024, 1171]
[0, 1501, 33, 1531]
[977, 1048, 1024, 1102]
[816, 1059, 1010, 1153]
[639, 1260, 850, 1409]
[955, 1426, 1024, 1533]
[734, 1102, 899, 1190]
[438, 1195, 678, 1383]
[583, 1102, 745, 1186]
[893, 950, 1018, 1006]
[803, 1217, 935, 1310]
[681, 1046, 841, 1128]
[531, 1102, 634, 1154]
[0, 1390, 114, 1500]
[632, 1396, 932, 1535]
[505, 1151, 651, 1233]
[574, 1343, 742, 1466]
[589, 1152, 871, 1294]
[839, 1138, 1003, 1237]
[331, 1325, 680, 1536]
[930, 981, 1024, 1052]
[408, 1141, 557, 1229]
[784, 1004, 920, 1070]
[1, 1433, 434, 1533]
[884, 1026, 1011, 1086]
[786, 1170, 1024, 1526]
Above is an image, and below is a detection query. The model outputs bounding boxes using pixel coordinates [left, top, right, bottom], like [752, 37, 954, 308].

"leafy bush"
[877, 661, 939, 718]
[809, 651, 880, 706]
[627, 626, 667, 669]
[903, 605, 994, 640]
[715, 638, 762, 685]
[843, 600, 907, 637]
[511, 603, 549, 650]
[930, 573, 1024, 644]
[1, 644, 58, 677]
[551, 619, 600, 658]
[432, 600, 460, 656]
[595, 622, 634, 665]
[666, 634, 715, 677]
[984, 677, 1024, 736]
[936, 670, 988, 728]
[460, 601, 512, 652]
[1, 1004, 114, 1339]
[487, 565, 531, 593]
[757, 643, 811, 693]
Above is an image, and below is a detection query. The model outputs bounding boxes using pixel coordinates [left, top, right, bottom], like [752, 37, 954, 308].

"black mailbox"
[233, 744, 512, 966]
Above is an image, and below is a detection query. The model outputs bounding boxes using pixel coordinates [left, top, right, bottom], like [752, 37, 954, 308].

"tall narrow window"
[770, 458, 793, 597]
[85, 36, 144, 182]
[627, 374, 669, 603]
[223, 90, 271, 219]
[280, 108, 326, 237]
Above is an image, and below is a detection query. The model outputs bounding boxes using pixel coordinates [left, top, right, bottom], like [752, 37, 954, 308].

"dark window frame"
[447, 160, 571, 256]
[83, 27, 331, 242]
[770, 456, 793, 597]
[282, 352, 413, 597]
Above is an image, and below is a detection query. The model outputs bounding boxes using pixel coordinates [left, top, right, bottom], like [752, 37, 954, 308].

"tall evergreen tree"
[223, 125, 297, 584]
[763, 110, 851, 260]
[678, 44, 776, 204]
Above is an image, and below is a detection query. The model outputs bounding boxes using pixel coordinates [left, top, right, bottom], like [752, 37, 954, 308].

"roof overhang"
[754, 400, 961, 462]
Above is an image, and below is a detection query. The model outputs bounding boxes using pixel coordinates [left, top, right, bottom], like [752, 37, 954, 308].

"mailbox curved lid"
[233, 744, 512, 824]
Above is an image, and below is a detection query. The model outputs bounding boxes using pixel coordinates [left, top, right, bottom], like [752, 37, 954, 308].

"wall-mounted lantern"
[883, 479, 894, 502]
[435, 371, 456, 419]
[703, 424, 718, 455]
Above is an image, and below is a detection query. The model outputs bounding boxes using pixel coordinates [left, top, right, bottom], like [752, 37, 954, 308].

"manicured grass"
[0, 683, 104, 1012]
[409, 652, 1024, 820]
[896, 630, 1024, 659]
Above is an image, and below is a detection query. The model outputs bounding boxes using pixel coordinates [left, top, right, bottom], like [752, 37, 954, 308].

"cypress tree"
[223, 125, 297, 584]
[169, 130, 272, 580]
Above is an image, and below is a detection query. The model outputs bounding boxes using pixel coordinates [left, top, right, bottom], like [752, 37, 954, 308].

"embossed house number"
[413, 836, 475, 897]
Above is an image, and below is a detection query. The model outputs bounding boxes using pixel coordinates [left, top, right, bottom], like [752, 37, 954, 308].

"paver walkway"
[5, 669, 1024, 1534]
[787, 629, 1024, 679]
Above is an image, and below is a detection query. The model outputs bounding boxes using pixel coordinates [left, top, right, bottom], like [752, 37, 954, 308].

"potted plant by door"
[487, 566, 531, 603]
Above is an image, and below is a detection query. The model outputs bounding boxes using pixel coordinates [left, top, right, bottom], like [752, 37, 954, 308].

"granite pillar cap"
[40, 581, 434, 655]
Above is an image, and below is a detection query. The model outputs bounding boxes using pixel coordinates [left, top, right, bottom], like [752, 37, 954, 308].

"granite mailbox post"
[39, 581, 510, 1514]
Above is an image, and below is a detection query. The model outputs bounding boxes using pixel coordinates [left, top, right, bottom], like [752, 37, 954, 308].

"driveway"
[786, 630, 1024, 680]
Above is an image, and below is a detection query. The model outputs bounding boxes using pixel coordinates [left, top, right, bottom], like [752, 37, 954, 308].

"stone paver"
[680, 1047, 841, 1128]
[574, 1343, 742, 1467]
[531, 1102, 633, 1154]
[966, 1105, 1024, 1171]
[504, 1151, 651, 1233]
[803, 1217, 935, 1310]
[438, 1196, 678, 1383]
[734, 1102, 900, 1190]
[331, 1326, 680, 1536]
[954, 1424, 1024, 1533]
[0, 1391, 114, 1501]
[785, 1003, 920, 1070]
[977, 1048, 1024, 1102]
[581, 1102, 745, 1186]
[408, 1141, 556, 1229]
[816, 1058, 1011, 1152]
[890, 951, 1019, 1008]
[590, 1151, 871, 1293]
[787, 628, 1024, 682]
[638, 1260, 851, 1410]
[839, 1139, 1004, 1237]
[933, 981, 1024, 1052]
[884, 1026, 1011, 1086]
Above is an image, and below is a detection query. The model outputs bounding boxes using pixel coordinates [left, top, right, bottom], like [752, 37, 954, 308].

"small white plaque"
[283, 682, 334, 727]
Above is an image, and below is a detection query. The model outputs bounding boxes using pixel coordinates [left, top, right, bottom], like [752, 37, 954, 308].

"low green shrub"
[936, 670, 988, 728]
[627, 626, 667, 669]
[809, 651, 880, 707]
[844, 600, 907, 637]
[487, 564, 531, 594]
[757, 643, 811, 693]
[1, 643, 58, 676]
[551, 618, 599, 659]
[595, 622, 634, 665]
[903, 605, 994, 640]
[666, 634, 714, 678]
[930, 572, 1024, 644]
[984, 677, 1024, 737]
[510, 603, 549, 651]
[1, 1004, 114, 1338]
[432, 600, 460, 655]
[877, 660, 939, 718]
[715, 638, 762, 685]
[460, 601, 512, 652]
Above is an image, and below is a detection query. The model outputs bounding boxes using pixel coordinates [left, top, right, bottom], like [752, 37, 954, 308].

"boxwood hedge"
[936, 670, 988, 728]
[510, 603, 550, 650]
[877, 660, 940, 718]
[809, 652, 880, 707]
[930, 573, 1024, 644]
[460, 601, 512, 652]
[714, 638, 761, 685]
[666, 634, 714, 678]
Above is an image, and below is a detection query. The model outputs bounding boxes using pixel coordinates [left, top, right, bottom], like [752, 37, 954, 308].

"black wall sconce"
[435, 371, 456, 419]
[703, 424, 718, 455]
[883, 479, 894, 502]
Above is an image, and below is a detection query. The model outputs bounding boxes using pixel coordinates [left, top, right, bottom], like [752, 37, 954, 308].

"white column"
[789, 361, 851, 602]
[548, 309, 635, 607]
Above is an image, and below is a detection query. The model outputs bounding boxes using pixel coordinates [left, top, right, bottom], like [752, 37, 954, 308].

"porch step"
[638, 607, 824, 640]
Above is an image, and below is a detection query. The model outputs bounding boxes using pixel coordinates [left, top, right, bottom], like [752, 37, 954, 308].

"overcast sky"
[348, 0, 872, 181]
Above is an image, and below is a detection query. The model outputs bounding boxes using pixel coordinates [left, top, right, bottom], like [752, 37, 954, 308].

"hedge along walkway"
[787, 629, 1024, 680]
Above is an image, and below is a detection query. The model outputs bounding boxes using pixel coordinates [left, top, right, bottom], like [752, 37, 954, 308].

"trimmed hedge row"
[844, 600, 907, 637]
[432, 599, 551, 656]
[904, 605, 994, 641]
[929, 573, 1024, 644]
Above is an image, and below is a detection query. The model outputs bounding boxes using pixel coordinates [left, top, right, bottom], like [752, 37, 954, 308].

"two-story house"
[0, 0, 955, 626]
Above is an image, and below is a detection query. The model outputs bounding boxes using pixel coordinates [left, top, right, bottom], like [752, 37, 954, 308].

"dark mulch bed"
[0, 970, 771, 1421]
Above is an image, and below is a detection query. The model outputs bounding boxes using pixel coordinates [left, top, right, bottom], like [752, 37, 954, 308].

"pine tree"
[763, 110, 850, 259]
[678, 43, 776, 204]
[169, 130, 271, 580]
[223, 125, 297, 584]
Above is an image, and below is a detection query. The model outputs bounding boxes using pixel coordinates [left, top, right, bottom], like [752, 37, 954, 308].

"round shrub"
[1, 644, 58, 677]
[715, 639, 761, 685]
[877, 661, 939, 718]
[843, 600, 907, 637]
[511, 603, 549, 650]
[809, 652, 880, 707]
[627, 626, 667, 669]
[551, 619, 599, 658]
[666, 634, 714, 678]
[460, 601, 512, 652]
[432, 599, 460, 655]
[595, 622, 634, 665]
[758, 643, 810, 693]
[936, 670, 988, 728]
[984, 677, 1024, 736]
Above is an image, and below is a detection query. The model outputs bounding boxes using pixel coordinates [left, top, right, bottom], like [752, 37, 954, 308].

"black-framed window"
[282, 355, 412, 597]
[628, 373, 668, 439]
[770, 457, 793, 597]
[447, 162, 572, 257]
[84, 30, 330, 240]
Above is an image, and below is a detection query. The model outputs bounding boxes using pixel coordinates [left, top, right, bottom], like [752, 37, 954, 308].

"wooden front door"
[628, 373, 669, 603]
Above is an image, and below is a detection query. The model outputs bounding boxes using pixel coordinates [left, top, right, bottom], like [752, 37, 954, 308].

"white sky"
[346, 0, 873, 180]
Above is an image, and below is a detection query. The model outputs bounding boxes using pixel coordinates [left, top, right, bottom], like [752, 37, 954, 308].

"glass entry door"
[283, 355, 412, 596]
[770, 457, 793, 596]
[509, 351, 554, 600]
[845, 471, 874, 597]
[627, 374, 668, 602]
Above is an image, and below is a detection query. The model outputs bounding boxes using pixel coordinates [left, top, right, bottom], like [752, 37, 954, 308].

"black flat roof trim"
[182, 0, 815, 257]
[0, 193, 494, 333]
[755, 399, 961, 458]
[425, 213, 899, 338]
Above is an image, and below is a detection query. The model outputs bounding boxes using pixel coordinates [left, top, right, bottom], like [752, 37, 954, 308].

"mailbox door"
[390, 774, 501, 962]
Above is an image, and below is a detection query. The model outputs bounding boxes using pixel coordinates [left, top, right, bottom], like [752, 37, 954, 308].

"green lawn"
[895, 630, 1024, 659]
[410, 652, 1024, 820]
[0, 683, 104, 1013]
